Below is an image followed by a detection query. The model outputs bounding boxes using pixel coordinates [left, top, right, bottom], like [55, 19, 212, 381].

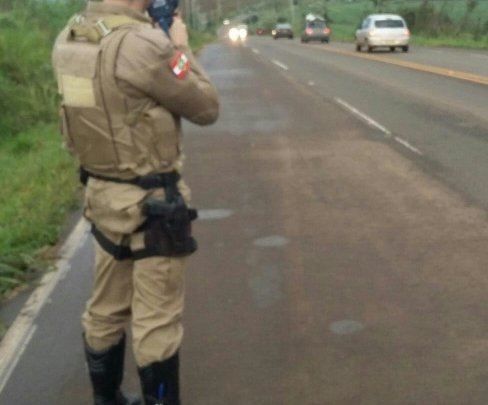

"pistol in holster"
[142, 195, 198, 257]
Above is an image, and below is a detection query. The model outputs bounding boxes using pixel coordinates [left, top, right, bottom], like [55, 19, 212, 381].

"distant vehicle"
[355, 14, 410, 53]
[228, 24, 248, 44]
[272, 23, 294, 40]
[301, 18, 331, 43]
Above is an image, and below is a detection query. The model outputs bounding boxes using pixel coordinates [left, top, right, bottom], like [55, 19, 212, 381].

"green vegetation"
[0, 0, 85, 137]
[242, 0, 488, 48]
[0, 125, 80, 300]
[0, 0, 84, 301]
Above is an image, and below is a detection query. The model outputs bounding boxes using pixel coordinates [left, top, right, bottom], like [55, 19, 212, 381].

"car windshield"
[308, 21, 327, 28]
[375, 19, 405, 28]
[277, 24, 291, 29]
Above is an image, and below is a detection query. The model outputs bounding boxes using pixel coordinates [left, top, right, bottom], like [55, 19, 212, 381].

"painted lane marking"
[253, 235, 290, 248]
[306, 45, 488, 86]
[0, 325, 37, 393]
[252, 48, 260, 54]
[308, 80, 315, 86]
[335, 98, 423, 155]
[335, 98, 392, 136]
[394, 136, 423, 156]
[0, 218, 89, 394]
[198, 209, 234, 220]
[329, 320, 365, 335]
[272, 59, 289, 71]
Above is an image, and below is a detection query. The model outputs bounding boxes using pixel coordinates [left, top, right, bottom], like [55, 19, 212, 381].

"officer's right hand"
[170, 15, 189, 48]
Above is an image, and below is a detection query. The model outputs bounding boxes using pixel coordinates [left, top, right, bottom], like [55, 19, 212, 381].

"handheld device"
[148, 0, 179, 35]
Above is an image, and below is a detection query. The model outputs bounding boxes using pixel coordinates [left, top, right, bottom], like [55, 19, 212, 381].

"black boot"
[84, 334, 141, 405]
[138, 352, 180, 405]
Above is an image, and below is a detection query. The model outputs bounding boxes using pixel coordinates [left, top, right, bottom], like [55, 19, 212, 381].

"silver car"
[355, 14, 410, 53]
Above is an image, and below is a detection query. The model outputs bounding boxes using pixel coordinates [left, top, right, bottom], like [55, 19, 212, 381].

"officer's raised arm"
[115, 16, 219, 126]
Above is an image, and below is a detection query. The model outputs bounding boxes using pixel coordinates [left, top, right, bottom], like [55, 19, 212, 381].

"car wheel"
[367, 45, 373, 53]
[355, 43, 361, 52]
[402, 45, 409, 52]
[390, 46, 395, 52]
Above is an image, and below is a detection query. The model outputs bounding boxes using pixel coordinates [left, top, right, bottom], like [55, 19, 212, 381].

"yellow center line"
[312, 45, 488, 86]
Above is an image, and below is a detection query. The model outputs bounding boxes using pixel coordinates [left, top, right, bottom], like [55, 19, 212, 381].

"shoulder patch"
[169, 51, 190, 80]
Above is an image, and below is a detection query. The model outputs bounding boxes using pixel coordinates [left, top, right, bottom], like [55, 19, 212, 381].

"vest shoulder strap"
[69, 14, 146, 43]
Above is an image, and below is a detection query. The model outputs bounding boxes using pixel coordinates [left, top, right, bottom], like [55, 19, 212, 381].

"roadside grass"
[0, 125, 79, 300]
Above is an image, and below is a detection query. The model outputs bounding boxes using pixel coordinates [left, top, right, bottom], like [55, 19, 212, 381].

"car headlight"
[229, 27, 239, 41]
[239, 28, 248, 40]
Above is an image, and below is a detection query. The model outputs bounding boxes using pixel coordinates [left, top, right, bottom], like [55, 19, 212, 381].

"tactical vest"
[54, 14, 181, 180]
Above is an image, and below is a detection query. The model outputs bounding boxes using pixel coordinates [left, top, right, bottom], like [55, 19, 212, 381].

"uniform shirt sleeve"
[115, 27, 219, 125]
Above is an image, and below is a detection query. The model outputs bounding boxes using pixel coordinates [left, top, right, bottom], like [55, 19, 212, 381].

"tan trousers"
[82, 231, 186, 367]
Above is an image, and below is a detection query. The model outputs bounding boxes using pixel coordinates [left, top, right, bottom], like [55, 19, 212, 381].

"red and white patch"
[169, 51, 190, 80]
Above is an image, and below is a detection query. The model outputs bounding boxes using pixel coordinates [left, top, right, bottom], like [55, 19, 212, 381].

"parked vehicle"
[272, 23, 294, 40]
[301, 18, 331, 43]
[355, 14, 410, 53]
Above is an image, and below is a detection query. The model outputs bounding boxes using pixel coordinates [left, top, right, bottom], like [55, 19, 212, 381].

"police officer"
[52, 0, 219, 403]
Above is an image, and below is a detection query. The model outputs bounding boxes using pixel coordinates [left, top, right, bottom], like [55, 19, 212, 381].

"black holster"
[84, 168, 198, 260]
[139, 195, 198, 258]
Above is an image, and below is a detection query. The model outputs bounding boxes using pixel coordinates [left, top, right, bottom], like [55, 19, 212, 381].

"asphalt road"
[1, 38, 488, 405]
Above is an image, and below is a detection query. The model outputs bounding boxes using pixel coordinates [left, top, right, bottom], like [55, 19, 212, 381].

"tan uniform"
[52, 2, 218, 367]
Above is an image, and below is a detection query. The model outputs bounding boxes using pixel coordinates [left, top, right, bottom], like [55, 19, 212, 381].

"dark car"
[272, 23, 294, 39]
[301, 19, 331, 43]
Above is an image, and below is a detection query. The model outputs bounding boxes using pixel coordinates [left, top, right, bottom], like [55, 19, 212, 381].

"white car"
[355, 14, 410, 53]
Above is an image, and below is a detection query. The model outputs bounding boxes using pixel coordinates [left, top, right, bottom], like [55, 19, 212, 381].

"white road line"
[0, 325, 37, 393]
[252, 48, 260, 54]
[335, 98, 392, 136]
[394, 136, 423, 155]
[272, 59, 289, 71]
[308, 81, 315, 86]
[0, 218, 89, 394]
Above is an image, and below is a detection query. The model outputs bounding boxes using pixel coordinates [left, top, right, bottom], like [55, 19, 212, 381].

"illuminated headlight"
[239, 28, 248, 40]
[229, 27, 239, 41]
[272, 29, 276, 35]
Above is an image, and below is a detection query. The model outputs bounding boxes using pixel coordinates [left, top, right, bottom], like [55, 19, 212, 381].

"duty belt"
[80, 166, 180, 191]
[81, 166, 188, 260]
